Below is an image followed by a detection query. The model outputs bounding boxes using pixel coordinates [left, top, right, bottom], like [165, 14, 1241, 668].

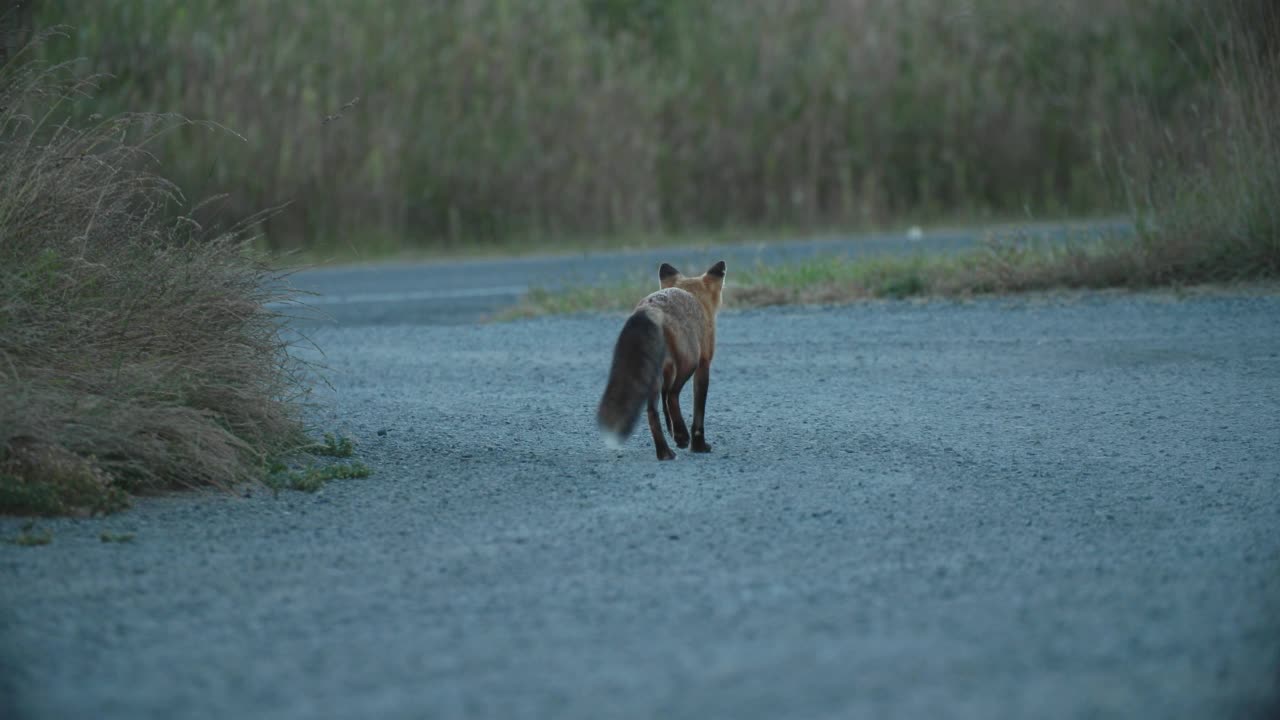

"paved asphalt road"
[280, 219, 1131, 326]
[3, 224, 1279, 719]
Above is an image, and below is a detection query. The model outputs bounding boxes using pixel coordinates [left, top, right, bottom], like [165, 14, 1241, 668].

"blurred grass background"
[23, 0, 1277, 258]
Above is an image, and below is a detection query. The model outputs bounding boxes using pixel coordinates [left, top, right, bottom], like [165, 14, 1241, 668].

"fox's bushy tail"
[597, 308, 665, 444]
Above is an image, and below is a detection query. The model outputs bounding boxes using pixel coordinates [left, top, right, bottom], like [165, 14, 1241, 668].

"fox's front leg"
[690, 362, 712, 453]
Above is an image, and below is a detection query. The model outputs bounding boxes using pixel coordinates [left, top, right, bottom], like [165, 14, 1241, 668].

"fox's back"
[638, 288, 705, 362]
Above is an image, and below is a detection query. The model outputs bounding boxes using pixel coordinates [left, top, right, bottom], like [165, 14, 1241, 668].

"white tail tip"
[601, 429, 626, 450]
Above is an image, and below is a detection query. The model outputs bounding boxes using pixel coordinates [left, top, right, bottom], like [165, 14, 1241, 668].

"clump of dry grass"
[0, 45, 308, 515]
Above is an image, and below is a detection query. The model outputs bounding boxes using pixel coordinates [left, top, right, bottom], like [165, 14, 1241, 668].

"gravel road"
[3, 229, 1279, 719]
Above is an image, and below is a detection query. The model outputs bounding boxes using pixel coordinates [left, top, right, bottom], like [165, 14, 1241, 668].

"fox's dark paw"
[690, 441, 712, 453]
[674, 433, 690, 449]
[657, 447, 677, 461]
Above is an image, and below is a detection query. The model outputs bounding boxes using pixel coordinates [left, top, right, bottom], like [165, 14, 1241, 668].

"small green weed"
[265, 460, 372, 494]
[324, 462, 372, 480]
[99, 531, 135, 543]
[9, 522, 52, 547]
[263, 429, 371, 495]
[305, 433, 356, 458]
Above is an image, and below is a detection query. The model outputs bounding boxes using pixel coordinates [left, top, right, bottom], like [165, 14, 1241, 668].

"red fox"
[597, 261, 726, 460]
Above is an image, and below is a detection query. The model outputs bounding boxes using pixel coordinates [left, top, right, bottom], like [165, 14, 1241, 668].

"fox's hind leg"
[690, 362, 712, 453]
[647, 389, 677, 461]
[664, 373, 692, 449]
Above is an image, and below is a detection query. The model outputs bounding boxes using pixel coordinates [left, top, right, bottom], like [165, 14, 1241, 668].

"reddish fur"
[597, 261, 725, 460]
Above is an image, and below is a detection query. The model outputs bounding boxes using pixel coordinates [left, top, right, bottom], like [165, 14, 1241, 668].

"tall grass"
[1126, 1, 1280, 281]
[30, 0, 1241, 253]
[509, 0, 1280, 317]
[0, 43, 308, 515]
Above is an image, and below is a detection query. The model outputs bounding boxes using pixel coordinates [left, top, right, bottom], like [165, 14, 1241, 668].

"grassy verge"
[500, 228, 1277, 319]
[0, 46, 315, 516]
[274, 211, 1115, 268]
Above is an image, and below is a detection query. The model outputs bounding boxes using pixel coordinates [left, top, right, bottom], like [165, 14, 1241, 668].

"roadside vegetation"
[505, 0, 1279, 316]
[31, 0, 1271, 261]
[0, 39, 328, 516]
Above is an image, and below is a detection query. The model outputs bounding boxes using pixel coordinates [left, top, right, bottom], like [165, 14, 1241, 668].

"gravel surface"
[3, 266, 1279, 718]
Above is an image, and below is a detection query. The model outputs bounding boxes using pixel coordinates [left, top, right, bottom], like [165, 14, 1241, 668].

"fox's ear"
[659, 262, 681, 288]
[706, 260, 727, 278]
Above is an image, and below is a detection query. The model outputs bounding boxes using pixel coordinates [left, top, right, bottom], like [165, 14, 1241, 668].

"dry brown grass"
[0, 44, 308, 515]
